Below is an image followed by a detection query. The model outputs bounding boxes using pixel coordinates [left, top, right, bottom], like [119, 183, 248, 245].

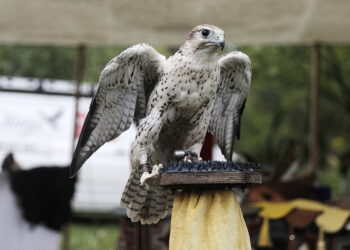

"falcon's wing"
[71, 44, 165, 176]
[209, 51, 252, 161]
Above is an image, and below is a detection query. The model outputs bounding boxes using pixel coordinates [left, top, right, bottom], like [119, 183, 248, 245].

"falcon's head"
[184, 24, 225, 54]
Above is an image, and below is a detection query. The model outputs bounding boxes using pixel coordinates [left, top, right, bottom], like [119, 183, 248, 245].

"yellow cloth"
[252, 199, 350, 250]
[169, 190, 251, 250]
[258, 218, 272, 247]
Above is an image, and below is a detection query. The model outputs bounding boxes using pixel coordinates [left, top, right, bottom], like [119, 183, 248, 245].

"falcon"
[71, 24, 252, 224]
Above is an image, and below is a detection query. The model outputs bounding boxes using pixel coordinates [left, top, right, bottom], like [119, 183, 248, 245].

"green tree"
[236, 46, 310, 166]
[0, 43, 349, 174]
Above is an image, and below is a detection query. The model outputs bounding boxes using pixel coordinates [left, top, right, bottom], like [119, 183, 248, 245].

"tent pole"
[71, 44, 86, 155]
[308, 43, 320, 174]
[63, 44, 86, 250]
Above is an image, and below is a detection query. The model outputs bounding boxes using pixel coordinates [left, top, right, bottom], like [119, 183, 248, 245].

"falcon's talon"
[175, 150, 200, 162]
[140, 164, 164, 186]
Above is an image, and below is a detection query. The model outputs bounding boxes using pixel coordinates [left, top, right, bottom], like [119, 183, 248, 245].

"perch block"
[159, 161, 262, 250]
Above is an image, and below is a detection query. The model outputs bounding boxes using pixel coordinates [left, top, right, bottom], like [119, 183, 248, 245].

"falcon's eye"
[201, 29, 210, 37]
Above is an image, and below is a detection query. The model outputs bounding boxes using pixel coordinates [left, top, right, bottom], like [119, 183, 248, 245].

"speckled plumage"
[71, 24, 252, 224]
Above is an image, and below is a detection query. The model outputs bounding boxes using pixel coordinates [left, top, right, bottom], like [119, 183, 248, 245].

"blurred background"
[0, 0, 349, 250]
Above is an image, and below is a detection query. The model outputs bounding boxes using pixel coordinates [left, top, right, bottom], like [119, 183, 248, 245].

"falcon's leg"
[132, 109, 165, 171]
[175, 150, 201, 162]
[187, 142, 204, 161]
[138, 163, 153, 174]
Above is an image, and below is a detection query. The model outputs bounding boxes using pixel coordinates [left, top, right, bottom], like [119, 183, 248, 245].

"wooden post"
[71, 44, 86, 154]
[63, 44, 86, 250]
[308, 43, 320, 173]
[138, 223, 149, 250]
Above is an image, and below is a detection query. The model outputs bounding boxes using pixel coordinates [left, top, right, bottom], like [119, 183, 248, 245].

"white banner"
[0, 77, 135, 213]
[0, 92, 75, 167]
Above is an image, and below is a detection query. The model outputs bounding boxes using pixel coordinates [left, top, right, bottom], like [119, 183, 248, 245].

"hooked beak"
[216, 40, 225, 50]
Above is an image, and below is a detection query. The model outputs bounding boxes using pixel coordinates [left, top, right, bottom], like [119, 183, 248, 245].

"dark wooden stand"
[160, 170, 262, 188]
[159, 161, 262, 188]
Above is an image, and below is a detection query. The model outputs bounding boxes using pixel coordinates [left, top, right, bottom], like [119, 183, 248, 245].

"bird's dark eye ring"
[201, 29, 210, 37]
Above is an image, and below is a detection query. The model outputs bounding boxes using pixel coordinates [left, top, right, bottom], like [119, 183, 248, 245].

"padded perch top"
[159, 161, 262, 188]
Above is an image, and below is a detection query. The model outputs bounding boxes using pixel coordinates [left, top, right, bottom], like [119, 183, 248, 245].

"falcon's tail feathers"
[120, 170, 174, 224]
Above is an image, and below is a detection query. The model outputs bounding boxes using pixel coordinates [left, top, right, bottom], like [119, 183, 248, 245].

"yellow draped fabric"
[169, 190, 251, 250]
[252, 199, 350, 250]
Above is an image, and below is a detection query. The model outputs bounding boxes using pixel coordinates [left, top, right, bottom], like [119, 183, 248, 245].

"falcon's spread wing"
[209, 51, 252, 160]
[71, 44, 165, 176]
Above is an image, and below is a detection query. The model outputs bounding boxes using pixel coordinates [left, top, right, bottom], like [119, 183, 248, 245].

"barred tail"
[120, 170, 175, 224]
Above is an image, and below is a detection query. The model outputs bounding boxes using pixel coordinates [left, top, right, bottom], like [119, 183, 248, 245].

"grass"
[63, 223, 119, 250]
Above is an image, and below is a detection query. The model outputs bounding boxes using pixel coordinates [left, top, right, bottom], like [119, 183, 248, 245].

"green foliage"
[236, 46, 311, 165]
[0, 44, 76, 79]
[319, 46, 350, 155]
[0, 44, 173, 83]
[229, 45, 350, 173]
[0, 43, 349, 172]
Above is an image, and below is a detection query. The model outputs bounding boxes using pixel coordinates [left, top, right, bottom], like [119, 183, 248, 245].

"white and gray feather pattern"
[71, 44, 165, 170]
[71, 25, 252, 224]
[209, 51, 252, 160]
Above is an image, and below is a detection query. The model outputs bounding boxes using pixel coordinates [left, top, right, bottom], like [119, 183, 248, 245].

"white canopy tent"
[1, 3, 349, 249]
[1, 0, 350, 46]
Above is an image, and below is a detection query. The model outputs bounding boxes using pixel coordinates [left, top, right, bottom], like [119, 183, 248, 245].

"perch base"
[159, 161, 262, 188]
